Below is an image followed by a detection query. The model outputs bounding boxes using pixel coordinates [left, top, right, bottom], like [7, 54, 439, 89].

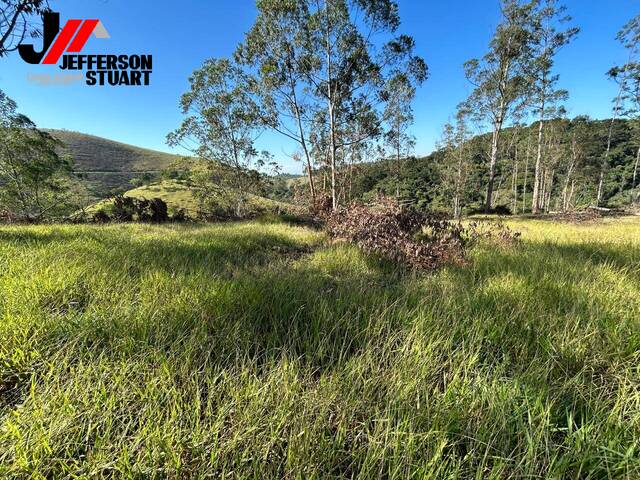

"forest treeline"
[268, 116, 640, 214]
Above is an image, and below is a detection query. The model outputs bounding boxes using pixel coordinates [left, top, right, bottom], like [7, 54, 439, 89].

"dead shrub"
[92, 210, 111, 223]
[311, 195, 334, 217]
[326, 198, 469, 270]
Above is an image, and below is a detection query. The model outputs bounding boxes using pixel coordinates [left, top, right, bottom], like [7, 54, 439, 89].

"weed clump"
[467, 219, 522, 248]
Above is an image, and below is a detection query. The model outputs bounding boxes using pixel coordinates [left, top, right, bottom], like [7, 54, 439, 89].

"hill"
[47, 130, 183, 199]
[90, 179, 299, 218]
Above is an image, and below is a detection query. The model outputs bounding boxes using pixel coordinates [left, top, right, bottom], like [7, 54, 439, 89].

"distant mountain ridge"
[46, 129, 183, 198]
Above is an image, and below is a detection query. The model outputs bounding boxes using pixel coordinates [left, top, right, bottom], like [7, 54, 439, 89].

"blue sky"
[0, 0, 636, 173]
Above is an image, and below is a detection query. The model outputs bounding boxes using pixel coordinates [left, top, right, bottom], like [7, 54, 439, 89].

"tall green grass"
[0, 218, 639, 478]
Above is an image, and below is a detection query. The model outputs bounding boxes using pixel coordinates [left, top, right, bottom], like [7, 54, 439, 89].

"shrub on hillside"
[100, 196, 170, 223]
[467, 204, 512, 216]
[326, 199, 469, 270]
[136, 198, 169, 222]
[171, 208, 189, 222]
[112, 195, 136, 222]
[92, 210, 111, 223]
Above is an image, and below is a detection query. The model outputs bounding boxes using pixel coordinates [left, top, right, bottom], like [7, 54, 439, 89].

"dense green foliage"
[1, 218, 639, 478]
[0, 91, 78, 220]
[291, 117, 640, 213]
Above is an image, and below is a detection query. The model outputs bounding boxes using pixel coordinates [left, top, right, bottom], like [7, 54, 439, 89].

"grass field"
[0, 217, 639, 478]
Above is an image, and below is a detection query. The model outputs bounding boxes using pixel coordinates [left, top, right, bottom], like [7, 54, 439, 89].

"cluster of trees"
[310, 115, 639, 216]
[168, 0, 427, 213]
[0, 1, 91, 221]
[440, 116, 638, 214]
[436, 1, 640, 215]
[608, 16, 640, 197]
[2, 0, 639, 222]
[0, 90, 86, 221]
[172, 0, 640, 217]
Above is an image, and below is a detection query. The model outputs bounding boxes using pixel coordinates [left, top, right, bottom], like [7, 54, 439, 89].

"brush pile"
[325, 199, 469, 270]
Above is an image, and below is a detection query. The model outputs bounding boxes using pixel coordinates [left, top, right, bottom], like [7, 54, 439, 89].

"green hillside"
[47, 130, 183, 199]
[91, 180, 299, 218]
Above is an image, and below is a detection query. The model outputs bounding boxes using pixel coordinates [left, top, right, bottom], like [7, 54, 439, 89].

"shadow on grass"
[26, 226, 637, 382]
[0, 223, 210, 246]
[454, 238, 639, 358]
[6, 223, 631, 367]
[38, 230, 407, 372]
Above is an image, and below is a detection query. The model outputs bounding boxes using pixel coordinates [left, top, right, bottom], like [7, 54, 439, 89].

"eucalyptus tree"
[504, 120, 524, 213]
[439, 108, 472, 218]
[539, 117, 568, 212]
[343, 96, 379, 202]
[167, 58, 268, 217]
[520, 127, 533, 213]
[0, 0, 50, 57]
[600, 15, 640, 205]
[236, 0, 319, 204]
[235, 0, 425, 210]
[303, 0, 426, 209]
[561, 116, 588, 211]
[463, 0, 536, 213]
[529, 0, 578, 213]
[381, 64, 426, 195]
[608, 15, 640, 195]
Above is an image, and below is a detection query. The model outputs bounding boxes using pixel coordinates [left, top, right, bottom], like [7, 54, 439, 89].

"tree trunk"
[545, 169, 554, 213]
[633, 144, 640, 190]
[540, 167, 546, 213]
[598, 84, 625, 206]
[329, 108, 337, 209]
[396, 126, 401, 198]
[348, 162, 353, 203]
[493, 173, 505, 207]
[568, 180, 575, 210]
[522, 133, 530, 214]
[562, 163, 574, 212]
[512, 143, 518, 214]
[454, 148, 464, 219]
[324, 0, 338, 210]
[290, 78, 316, 205]
[532, 117, 544, 214]
[596, 168, 605, 206]
[562, 138, 576, 212]
[485, 123, 502, 213]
